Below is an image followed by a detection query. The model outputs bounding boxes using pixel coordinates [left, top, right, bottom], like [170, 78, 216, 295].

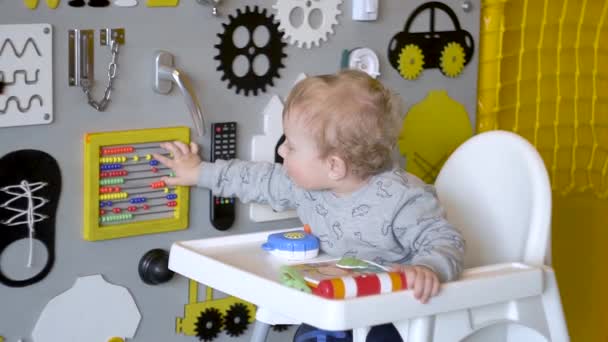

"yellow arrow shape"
[46, 0, 60, 8]
[24, 0, 39, 9]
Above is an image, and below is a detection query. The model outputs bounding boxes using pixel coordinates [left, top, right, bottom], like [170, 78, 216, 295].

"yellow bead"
[146, 154, 152, 160]
[133, 155, 139, 161]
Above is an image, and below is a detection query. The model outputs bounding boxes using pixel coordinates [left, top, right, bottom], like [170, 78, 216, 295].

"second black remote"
[209, 122, 237, 230]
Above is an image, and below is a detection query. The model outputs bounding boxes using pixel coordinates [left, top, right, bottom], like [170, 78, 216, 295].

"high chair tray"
[169, 228, 544, 331]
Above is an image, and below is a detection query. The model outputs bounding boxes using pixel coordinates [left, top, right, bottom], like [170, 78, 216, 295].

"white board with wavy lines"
[0, 24, 53, 128]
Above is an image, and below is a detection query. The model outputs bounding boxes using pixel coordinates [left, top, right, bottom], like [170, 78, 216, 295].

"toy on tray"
[280, 257, 409, 299]
[261, 230, 319, 261]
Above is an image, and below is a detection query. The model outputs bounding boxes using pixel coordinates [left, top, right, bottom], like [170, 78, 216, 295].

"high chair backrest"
[434, 131, 552, 268]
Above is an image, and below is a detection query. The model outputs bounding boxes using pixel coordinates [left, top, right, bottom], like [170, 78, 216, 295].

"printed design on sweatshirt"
[353, 231, 377, 247]
[304, 191, 317, 202]
[445, 231, 465, 251]
[392, 169, 410, 187]
[331, 221, 344, 240]
[218, 173, 231, 187]
[259, 168, 272, 184]
[381, 220, 393, 236]
[411, 222, 462, 257]
[278, 198, 292, 208]
[376, 180, 393, 198]
[390, 246, 406, 255]
[394, 224, 416, 239]
[403, 193, 423, 208]
[417, 216, 441, 226]
[240, 165, 251, 184]
[372, 256, 394, 266]
[352, 204, 370, 217]
[315, 204, 328, 216]
[318, 234, 333, 248]
[343, 249, 358, 258]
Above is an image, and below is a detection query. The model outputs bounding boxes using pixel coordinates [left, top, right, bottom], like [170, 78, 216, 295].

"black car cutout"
[388, 1, 475, 79]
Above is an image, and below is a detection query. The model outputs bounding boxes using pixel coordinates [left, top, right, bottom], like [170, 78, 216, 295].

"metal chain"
[80, 39, 119, 111]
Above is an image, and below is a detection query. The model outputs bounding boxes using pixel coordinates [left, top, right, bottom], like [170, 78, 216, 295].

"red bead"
[143, 204, 150, 210]
[100, 209, 106, 215]
[112, 208, 121, 213]
[128, 206, 137, 212]
[151, 167, 158, 173]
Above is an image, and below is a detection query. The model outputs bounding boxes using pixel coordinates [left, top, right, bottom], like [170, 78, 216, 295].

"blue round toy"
[262, 230, 320, 261]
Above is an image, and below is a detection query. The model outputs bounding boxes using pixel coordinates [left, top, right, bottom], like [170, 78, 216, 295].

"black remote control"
[209, 122, 237, 230]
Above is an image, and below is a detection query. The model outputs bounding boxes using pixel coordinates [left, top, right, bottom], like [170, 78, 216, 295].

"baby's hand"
[153, 141, 202, 186]
[391, 264, 440, 304]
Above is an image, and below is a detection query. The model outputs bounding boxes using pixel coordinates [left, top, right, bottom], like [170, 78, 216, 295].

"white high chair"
[430, 130, 569, 341]
[168, 130, 569, 342]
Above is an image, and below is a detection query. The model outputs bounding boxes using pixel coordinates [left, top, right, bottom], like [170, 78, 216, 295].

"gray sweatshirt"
[198, 159, 464, 282]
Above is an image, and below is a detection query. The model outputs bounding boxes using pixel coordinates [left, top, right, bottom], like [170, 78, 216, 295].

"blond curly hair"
[283, 69, 401, 179]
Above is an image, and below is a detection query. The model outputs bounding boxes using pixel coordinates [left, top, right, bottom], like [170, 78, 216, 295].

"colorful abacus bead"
[167, 201, 177, 207]
[151, 181, 165, 189]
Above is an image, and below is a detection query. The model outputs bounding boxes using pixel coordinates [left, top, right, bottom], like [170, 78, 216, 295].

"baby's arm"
[154, 141, 298, 211]
[391, 186, 465, 302]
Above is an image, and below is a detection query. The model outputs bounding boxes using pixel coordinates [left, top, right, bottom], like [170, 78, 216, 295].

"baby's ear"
[327, 155, 347, 181]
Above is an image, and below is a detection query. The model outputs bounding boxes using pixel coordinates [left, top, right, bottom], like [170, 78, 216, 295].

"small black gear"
[223, 303, 251, 336]
[214, 5, 287, 96]
[272, 324, 291, 332]
[194, 308, 223, 341]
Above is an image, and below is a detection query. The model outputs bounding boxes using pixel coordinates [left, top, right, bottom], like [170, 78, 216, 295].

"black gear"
[194, 308, 223, 341]
[223, 303, 251, 336]
[214, 5, 287, 96]
[272, 324, 291, 332]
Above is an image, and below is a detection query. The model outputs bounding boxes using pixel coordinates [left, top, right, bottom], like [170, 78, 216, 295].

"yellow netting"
[478, 0, 608, 198]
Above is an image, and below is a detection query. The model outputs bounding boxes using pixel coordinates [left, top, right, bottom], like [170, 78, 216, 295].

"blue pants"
[293, 323, 403, 342]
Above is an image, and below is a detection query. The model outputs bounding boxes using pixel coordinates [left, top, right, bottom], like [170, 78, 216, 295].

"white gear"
[273, 0, 343, 49]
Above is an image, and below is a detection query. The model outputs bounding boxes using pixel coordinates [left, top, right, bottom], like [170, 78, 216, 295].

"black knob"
[138, 249, 174, 285]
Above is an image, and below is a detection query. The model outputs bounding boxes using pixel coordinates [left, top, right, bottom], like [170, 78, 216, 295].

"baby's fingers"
[174, 141, 191, 156]
[420, 274, 434, 303]
[413, 271, 425, 300]
[160, 141, 182, 158]
[190, 142, 200, 155]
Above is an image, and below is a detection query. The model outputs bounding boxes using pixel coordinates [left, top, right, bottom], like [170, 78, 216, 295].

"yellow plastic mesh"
[478, 0, 608, 197]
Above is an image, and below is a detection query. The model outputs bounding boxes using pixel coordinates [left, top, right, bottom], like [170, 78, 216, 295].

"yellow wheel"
[398, 44, 424, 80]
[440, 42, 466, 77]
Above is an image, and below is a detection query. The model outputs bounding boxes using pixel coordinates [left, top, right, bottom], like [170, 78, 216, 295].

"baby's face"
[278, 118, 330, 190]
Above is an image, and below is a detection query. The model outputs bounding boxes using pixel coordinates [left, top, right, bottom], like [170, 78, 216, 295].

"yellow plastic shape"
[24, 0, 39, 9]
[146, 0, 178, 7]
[46, 0, 60, 8]
[398, 44, 424, 80]
[440, 42, 466, 77]
[83, 127, 190, 241]
[397, 90, 473, 183]
[176, 279, 256, 337]
[107, 338, 125, 342]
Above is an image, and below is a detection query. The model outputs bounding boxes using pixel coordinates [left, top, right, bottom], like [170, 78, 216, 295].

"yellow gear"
[440, 42, 466, 77]
[398, 44, 425, 80]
